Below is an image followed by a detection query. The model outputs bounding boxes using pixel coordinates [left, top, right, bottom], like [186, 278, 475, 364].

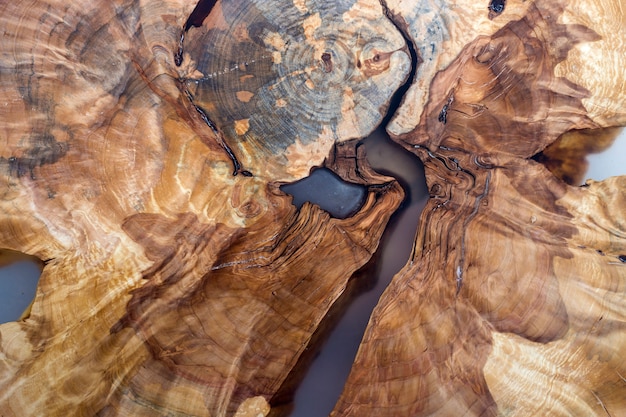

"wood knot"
[475, 44, 497, 64]
[361, 50, 392, 77]
[430, 183, 444, 197]
[321, 52, 333, 73]
[236, 200, 262, 218]
[231, 184, 263, 218]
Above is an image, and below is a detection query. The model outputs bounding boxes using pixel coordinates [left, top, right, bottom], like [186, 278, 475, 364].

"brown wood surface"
[0, 0, 625, 416]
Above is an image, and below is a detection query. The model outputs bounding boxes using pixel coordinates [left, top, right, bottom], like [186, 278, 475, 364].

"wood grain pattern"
[0, 0, 625, 416]
[179, 0, 411, 180]
[0, 0, 403, 415]
[332, 1, 626, 415]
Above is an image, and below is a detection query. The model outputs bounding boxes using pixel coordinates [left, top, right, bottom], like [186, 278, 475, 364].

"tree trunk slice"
[179, 0, 410, 180]
[0, 0, 625, 416]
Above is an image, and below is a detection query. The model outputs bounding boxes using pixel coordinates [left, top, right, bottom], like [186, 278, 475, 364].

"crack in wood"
[182, 87, 253, 177]
[378, 0, 420, 127]
[175, 0, 219, 66]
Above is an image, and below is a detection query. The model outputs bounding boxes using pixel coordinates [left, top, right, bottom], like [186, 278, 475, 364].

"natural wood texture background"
[332, 1, 626, 415]
[0, 0, 625, 416]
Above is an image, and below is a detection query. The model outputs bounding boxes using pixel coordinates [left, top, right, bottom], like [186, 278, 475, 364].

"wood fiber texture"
[0, 0, 625, 416]
[332, 1, 626, 416]
[0, 0, 404, 415]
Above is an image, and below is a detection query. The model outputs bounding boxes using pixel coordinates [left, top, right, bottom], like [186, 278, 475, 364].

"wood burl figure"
[0, 0, 624, 416]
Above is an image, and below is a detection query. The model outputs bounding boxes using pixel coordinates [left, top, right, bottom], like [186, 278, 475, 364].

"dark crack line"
[378, 0, 420, 128]
[176, 0, 252, 177]
[176, 0, 219, 66]
[457, 171, 491, 295]
[182, 87, 252, 177]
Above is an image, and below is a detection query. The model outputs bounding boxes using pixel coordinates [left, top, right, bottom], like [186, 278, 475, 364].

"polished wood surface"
[0, 0, 624, 415]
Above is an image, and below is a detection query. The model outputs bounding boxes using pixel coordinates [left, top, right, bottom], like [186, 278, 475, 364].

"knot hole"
[321, 52, 333, 73]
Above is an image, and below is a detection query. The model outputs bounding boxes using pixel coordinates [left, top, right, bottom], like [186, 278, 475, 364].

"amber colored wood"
[0, 0, 404, 416]
[0, 0, 625, 416]
[535, 127, 623, 185]
[332, 1, 626, 416]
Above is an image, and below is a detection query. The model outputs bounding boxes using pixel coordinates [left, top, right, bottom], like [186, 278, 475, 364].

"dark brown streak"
[423, 147, 477, 188]
[413, 197, 450, 263]
[128, 55, 250, 176]
[321, 52, 333, 73]
[409, 146, 437, 263]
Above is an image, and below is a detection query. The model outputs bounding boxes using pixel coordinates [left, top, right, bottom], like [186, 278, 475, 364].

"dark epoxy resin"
[489, 0, 506, 15]
[287, 129, 428, 417]
[184, 0, 218, 31]
[280, 168, 367, 219]
[175, 0, 218, 65]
